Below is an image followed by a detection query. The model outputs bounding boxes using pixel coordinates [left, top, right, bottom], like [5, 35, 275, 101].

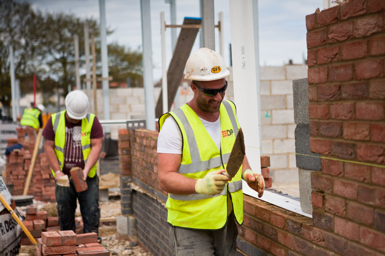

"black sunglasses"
[192, 81, 228, 97]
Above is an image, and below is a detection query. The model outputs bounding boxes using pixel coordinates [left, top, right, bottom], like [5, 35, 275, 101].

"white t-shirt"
[157, 115, 221, 154]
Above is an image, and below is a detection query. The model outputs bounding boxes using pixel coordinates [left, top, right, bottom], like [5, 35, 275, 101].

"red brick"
[314, 247, 334, 256]
[357, 102, 384, 120]
[334, 216, 359, 241]
[357, 143, 385, 163]
[306, 13, 316, 30]
[368, 0, 385, 12]
[257, 234, 272, 251]
[369, 35, 385, 55]
[23, 220, 33, 232]
[329, 64, 354, 82]
[356, 59, 384, 80]
[70, 167, 88, 192]
[310, 138, 331, 155]
[308, 85, 318, 101]
[311, 172, 332, 193]
[321, 159, 344, 176]
[369, 80, 385, 99]
[261, 168, 270, 178]
[84, 243, 101, 248]
[325, 194, 346, 216]
[319, 121, 342, 137]
[42, 231, 62, 247]
[37, 238, 42, 256]
[372, 166, 385, 186]
[308, 67, 328, 84]
[318, 84, 340, 101]
[271, 242, 286, 256]
[309, 121, 319, 136]
[76, 232, 98, 245]
[372, 124, 385, 143]
[358, 185, 385, 207]
[342, 40, 368, 60]
[42, 244, 76, 255]
[318, 6, 339, 26]
[244, 228, 257, 244]
[346, 241, 379, 256]
[345, 162, 370, 182]
[311, 191, 323, 208]
[307, 50, 316, 66]
[270, 212, 285, 229]
[264, 177, 272, 188]
[59, 230, 77, 246]
[118, 129, 128, 135]
[307, 29, 327, 48]
[341, 82, 369, 99]
[334, 178, 357, 199]
[255, 204, 270, 222]
[330, 102, 354, 120]
[244, 199, 256, 215]
[47, 217, 59, 227]
[323, 232, 348, 255]
[374, 209, 385, 232]
[36, 211, 47, 220]
[303, 226, 325, 246]
[260, 156, 270, 168]
[308, 104, 329, 119]
[294, 236, 314, 255]
[341, 0, 366, 20]
[26, 206, 37, 215]
[317, 45, 339, 64]
[33, 219, 46, 231]
[343, 122, 370, 140]
[313, 210, 334, 231]
[360, 227, 385, 252]
[354, 14, 384, 38]
[21, 237, 34, 245]
[328, 21, 353, 42]
[76, 247, 109, 256]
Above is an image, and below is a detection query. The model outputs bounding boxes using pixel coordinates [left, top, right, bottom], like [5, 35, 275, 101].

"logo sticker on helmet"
[211, 66, 221, 73]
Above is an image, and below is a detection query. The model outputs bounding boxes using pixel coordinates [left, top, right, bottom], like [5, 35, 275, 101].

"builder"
[43, 90, 103, 239]
[20, 103, 45, 130]
[158, 48, 265, 255]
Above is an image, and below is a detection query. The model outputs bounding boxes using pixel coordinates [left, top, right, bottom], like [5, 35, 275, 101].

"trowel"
[225, 128, 245, 178]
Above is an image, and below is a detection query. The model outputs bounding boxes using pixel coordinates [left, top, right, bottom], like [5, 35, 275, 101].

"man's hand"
[55, 171, 65, 181]
[243, 169, 265, 197]
[195, 170, 231, 195]
[82, 169, 89, 181]
[56, 173, 70, 187]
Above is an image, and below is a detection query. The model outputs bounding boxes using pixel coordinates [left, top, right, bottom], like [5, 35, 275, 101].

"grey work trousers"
[169, 211, 238, 256]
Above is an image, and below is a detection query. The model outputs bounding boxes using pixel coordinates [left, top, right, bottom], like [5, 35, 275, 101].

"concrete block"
[99, 188, 109, 202]
[293, 78, 309, 125]
[272, 110, 295, 124]
[132, 88, 144, 97]
[298, 168, 314, 215]
[115, 88, 133, 96]
[261, 111, 272, 125]
[260, 81, 271, 95]
[288, 124, 296, 139]
[261, 95, 286, 110]
[108, 105, 118, 113]
[286, 94, 293, 109]
[128, 216, 138, 239]
[273, 139, 295, 154]
[131, 104, 145, 113]
[286, 65, 308, 80]
[260, 66, 285, 80]
[109, 96, 126, 105]
[295, 124, 321, 171]
[262, 125, 287, 139]
[269, 154, 288, 169]
[289, 154, 297, 168]
[272, 81, 294, 95]
[111, 113, 127, 120]
[116, 216, 129, 235]
[125, 97, 140, 105]
[272, 169, 299, 183]
[262, 140, 273, 154]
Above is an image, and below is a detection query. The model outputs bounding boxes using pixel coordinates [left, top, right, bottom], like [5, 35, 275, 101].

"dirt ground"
[17, 198, 152, 256]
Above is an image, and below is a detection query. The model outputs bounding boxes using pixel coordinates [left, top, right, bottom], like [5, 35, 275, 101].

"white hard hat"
[65, 90, 89, 120]
[184, 48, 230, 81]
[37, 104, 45, 112]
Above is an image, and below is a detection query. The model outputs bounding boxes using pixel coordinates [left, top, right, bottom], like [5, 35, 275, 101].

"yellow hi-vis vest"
[51, 110, 97, 178]
[159, 100, 243, 229]
[20, 108, 41, 129]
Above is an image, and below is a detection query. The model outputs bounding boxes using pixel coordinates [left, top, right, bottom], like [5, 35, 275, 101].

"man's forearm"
[44, 144, 60, 172]
[83, 143, 102, 175]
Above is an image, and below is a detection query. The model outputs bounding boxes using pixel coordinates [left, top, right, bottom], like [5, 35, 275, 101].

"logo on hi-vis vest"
[211, 66, 221, 73]
[222, 129, 234, 137]
[81, 132, 90, 136]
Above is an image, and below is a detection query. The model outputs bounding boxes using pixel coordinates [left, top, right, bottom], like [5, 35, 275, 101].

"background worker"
[157, 48, 265, 255]
[20, 103, 45, 130]
[43, 90, 103, 238]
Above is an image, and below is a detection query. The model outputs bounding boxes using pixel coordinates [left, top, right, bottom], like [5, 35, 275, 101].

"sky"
[25, 0, 323, 82]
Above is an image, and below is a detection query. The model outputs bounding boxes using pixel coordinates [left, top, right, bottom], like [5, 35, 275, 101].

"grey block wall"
[293, 78, 310, 125]
[295, 124, 321, 171]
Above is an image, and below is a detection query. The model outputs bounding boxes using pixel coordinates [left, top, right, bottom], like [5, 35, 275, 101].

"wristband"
[242, 168, 252, 179]
[55, 170, 61, 175]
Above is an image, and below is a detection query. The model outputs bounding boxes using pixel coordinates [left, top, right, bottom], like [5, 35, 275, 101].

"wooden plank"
[155, 17, 202, 118]
[23, 129, 42, 196]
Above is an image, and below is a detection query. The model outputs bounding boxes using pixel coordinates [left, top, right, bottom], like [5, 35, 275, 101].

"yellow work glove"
[243, 169, 265, 198]
[195, 170, 231, 195]
[56, 175, 70, 187]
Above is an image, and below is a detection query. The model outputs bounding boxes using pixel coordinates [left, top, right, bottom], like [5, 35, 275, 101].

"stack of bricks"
[118, 129, 133, 216]
[21, 206, 49, 245]
[5, 146, 28, 195]
[37, 231, 108, 256]
[34, 153, 56, 202]
[260, 156, 272, 188]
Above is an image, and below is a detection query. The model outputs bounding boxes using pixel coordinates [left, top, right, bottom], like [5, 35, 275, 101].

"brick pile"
[4, 127, 56, 201]
[36, 231, 108, 256]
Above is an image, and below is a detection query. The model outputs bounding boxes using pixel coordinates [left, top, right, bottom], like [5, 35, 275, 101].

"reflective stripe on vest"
[159, 100, 244, 229]
[51, 111, 97, 178]
[20, 108, 40, 129]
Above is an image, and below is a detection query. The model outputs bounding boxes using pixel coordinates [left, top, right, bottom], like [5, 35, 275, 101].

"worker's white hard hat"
[65, 90, 89, 120]
[184, 48, 230, 81]
[37, 104, 45, 112]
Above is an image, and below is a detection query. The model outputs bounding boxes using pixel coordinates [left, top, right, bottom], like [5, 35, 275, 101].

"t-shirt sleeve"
[42, 117, 55, 141]
[157, 116, 182, 154]
[91, 116, 104, 139]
